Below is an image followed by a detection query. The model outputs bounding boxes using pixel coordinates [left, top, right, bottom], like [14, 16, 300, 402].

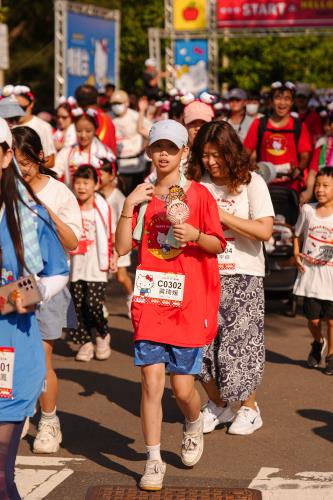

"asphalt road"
[16, 275, 333, 499]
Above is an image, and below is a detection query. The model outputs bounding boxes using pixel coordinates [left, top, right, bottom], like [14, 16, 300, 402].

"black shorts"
[303, 297, 333, 320]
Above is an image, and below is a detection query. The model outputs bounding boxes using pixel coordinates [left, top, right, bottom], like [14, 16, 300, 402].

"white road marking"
[15, 456, 85, 499]
[249, 467, 333, 499]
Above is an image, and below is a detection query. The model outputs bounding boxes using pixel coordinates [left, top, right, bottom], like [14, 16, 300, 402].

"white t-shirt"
[24, 115, 56, 157]
[227, 114, 254, 143]
[106, 188, 131, 268]
[113, 108, 148, 174]
[70, 209, 107, 283]
[37, 176, 82, 241]
[293, 203, 333, 300]
[201, 171, 275, 276]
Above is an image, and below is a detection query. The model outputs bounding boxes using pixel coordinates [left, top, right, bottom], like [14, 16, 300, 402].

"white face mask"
[246, 103, 259, 116]
[112, 103, 126, 116]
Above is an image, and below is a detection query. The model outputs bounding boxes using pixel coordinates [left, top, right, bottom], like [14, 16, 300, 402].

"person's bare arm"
[44, 154, 55, 169]
[44, 206, 78, 251]
[219, 211, 273, 241]
[173, 224, 223, 254]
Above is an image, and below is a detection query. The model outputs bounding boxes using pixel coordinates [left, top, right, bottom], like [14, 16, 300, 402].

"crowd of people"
[0, 65, 332, 496]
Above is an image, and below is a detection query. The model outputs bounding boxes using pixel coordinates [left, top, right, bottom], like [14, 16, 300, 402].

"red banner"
[216, 1, 333, 29]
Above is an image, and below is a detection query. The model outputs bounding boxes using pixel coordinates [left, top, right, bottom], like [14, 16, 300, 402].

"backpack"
[256, 115, 302, 161]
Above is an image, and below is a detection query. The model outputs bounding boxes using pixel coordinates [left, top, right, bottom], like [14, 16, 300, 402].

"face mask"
[246, 103, 259, 116]
[112, 104, 126, 116]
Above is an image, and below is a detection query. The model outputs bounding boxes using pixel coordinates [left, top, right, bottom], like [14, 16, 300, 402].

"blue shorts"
[134, 341, 203, 375]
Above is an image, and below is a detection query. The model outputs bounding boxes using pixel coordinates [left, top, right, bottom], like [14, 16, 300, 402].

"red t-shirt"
[299, 110, 323, 146]
[96, 108, 117, 155]
[244, 116, 312, 191]
[131, 182, 226, 348]
[309, 146, 322, 173]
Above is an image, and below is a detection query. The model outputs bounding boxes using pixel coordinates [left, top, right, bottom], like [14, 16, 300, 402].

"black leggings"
[0, 421, 24, 500]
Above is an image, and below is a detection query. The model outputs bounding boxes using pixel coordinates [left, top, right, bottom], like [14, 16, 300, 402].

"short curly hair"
[187, 120, 255, 194]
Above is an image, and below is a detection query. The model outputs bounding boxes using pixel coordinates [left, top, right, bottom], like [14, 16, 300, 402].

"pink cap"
[183, 100, 214, 125]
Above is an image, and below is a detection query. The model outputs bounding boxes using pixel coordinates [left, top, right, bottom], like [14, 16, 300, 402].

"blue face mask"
[112, 104, 126, 116]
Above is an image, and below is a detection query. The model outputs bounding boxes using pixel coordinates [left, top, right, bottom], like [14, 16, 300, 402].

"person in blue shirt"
[0, 118, 69, 500]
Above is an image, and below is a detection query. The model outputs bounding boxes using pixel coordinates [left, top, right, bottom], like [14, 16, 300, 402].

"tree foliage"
[3, 0, 333, 109]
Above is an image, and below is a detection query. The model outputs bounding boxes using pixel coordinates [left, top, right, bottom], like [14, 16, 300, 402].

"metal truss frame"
[54, 0, 120, 105]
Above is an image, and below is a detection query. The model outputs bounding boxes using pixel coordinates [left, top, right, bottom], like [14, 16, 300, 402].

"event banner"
[173, 0, 208, 30]
[66, 11, 118, 96]
[174, 39, 208, 95]
[216, 0, 333, 28]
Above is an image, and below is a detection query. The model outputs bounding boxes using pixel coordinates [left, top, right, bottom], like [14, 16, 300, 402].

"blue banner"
[66, 11, 117, 97]
[174, 39, 208, 96]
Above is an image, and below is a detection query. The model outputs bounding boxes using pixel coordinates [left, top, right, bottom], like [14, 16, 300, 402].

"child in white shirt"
[294, 167, 333, 375]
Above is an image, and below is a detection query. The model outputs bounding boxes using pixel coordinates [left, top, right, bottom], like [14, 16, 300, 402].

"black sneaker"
[307, 339, 327, 368]
[324, 355, 333, 375]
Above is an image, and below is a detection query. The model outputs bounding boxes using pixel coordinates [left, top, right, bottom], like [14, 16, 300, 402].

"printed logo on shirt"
[147, 212, 183, 260]
[302, 224, 333, 266]
[265, 133, 288, 157]
[0, 269, 14, 286]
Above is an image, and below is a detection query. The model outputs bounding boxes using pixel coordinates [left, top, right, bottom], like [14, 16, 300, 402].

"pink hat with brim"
[183, 101, 214, 125]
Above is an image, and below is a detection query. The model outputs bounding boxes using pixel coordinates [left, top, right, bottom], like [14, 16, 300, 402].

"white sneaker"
[126, 294, 133, 319]
[20, 417, 30, 439]
[180, 413, 204, 467]
[228, 403, 263, 435]
[95, 334, 111, 360]
[75, 342, 94, 362]
[139, 460, 166, 491]
[33, 416, 62, 453]
[202, 400, 235, 433]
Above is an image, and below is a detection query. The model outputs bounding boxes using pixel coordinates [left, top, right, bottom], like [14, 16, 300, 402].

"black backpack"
[256, 115, 302, 160]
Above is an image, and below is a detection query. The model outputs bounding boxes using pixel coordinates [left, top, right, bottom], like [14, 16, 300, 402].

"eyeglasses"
[271, 81, 295, 91]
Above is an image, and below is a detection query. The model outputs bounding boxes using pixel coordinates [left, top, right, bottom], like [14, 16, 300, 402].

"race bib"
[274, 163, 291, 175]
[218, 237, 236, 272]
[0, 347, 15, 399]
[133, 270, 185, 307]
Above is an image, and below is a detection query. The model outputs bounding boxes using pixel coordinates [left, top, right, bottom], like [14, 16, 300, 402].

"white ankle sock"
[41, 408, 57, 421]
[185, 414, 202, 433]
[145, 443, 162, 462]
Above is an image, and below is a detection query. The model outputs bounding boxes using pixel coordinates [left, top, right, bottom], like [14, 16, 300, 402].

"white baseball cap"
[0, 117, 12, 147]
[148, 119, 188, 148]
[145, 58, 157, 67]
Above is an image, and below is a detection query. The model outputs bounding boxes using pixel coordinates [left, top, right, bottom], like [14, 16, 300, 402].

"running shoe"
[75, 342, 94, 362]
[139, 460, 166, 491]
[33, 416, 62, 453]
[228, 403, 263, 435]
[324, 354, 333, 375]
[180, 413, 204, 466]
[202, 400, 235, 433]
[95, 334, 111, 360]
[307, 338, 327, 368]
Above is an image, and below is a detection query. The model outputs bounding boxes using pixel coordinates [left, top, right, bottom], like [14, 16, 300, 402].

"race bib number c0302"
[133, 270, 185, 307]
[0, 347, 15, 399]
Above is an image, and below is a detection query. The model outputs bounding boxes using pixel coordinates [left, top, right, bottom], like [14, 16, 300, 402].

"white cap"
[148, 119, 188, 148]
[145, 58, 157, 67]
[0, 117, 12, 147]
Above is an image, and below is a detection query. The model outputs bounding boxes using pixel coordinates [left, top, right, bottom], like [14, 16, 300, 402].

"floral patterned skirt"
[200, 274, 265, 401]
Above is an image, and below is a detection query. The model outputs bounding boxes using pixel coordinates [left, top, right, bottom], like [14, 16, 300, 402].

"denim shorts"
[134, 340, 203, 375]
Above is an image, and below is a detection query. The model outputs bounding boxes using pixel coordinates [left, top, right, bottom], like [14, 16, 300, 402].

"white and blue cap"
[0, 117, 12, 147]
[148, 119, 188, 148]
[0, 96, 25, 119]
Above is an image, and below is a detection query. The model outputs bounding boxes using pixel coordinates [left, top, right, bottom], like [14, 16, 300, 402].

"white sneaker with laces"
[139, 460, 166, 491]
[202, 400, 235, 433]
[33, 416, 62, 453]
[75, 342, 94, 362]
[180, 413, 204, 467]
[95, 334, 111, 360]
[228, 403, 263, 435]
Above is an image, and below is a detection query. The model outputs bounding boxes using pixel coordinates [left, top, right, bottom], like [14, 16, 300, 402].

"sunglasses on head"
[271, 81, 295, 91]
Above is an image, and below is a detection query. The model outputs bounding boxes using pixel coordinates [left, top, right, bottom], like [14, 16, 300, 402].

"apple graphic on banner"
[183, 3, 199, 21]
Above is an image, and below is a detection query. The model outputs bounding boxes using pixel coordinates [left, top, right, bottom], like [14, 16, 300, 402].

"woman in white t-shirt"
[53, 98, 77, 152]
[188, 120, 274, 436]
[12, 126, 82, 454]
[99, 160, 133, 317]
[53, 107, 115, 187]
